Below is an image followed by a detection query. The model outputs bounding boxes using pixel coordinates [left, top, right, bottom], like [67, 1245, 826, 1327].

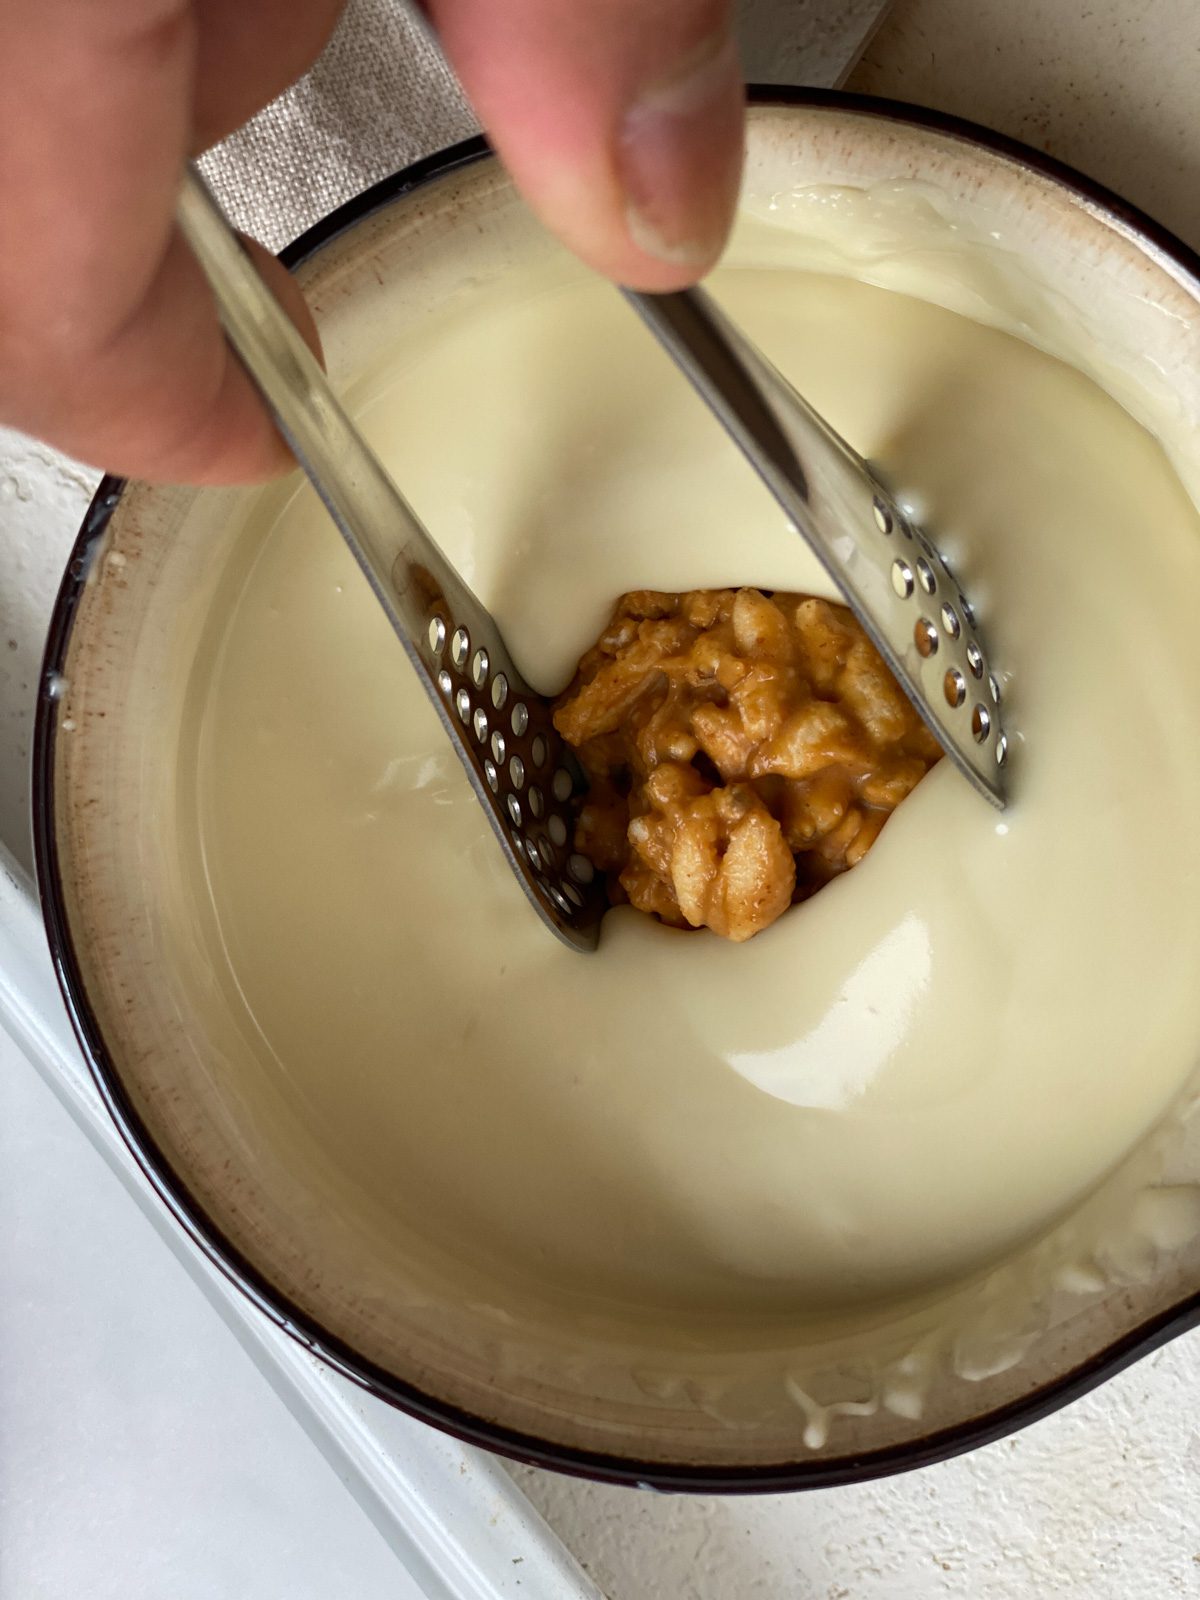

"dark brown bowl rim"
[33, 87, 1200, 1493]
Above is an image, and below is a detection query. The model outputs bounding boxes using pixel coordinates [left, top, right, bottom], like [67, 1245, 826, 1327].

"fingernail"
[618, 27, 743, 268]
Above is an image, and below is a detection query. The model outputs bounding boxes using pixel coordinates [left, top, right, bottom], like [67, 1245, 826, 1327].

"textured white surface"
[511, 1354, 1200, 1598]
[3, 2, 1200, 1597]
[737, 0, 890, 87]
[849, 0, 1200, 254]
[0, 430, 94, 872]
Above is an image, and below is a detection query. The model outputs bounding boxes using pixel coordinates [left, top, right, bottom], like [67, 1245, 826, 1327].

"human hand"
[0, 0, 743, 485]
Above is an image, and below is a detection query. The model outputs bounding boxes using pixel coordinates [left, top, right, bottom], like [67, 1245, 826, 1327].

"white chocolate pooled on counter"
[190, 265, 1200, 1326]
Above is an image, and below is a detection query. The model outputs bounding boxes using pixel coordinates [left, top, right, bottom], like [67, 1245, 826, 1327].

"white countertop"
[849, 0, 1200, 254]
[511, 1343, 1200, 1598]
[3, 3, 1199, 1597]
[1, 1014, 420, 1600]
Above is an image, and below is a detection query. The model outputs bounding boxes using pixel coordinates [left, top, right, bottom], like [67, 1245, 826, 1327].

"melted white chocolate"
[192, 268, 1200, 1319]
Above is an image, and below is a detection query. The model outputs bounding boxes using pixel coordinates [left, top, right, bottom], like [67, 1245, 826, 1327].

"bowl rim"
[33, 86, 1200, 1493]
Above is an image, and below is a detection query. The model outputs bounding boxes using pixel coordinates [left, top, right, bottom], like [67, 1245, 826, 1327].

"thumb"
[428, 0, 744, 290]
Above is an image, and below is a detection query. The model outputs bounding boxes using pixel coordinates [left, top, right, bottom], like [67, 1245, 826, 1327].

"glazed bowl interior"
[38, 96, 1200, 1488]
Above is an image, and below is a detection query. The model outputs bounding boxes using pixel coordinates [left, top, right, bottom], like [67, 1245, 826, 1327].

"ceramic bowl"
[35, 91, 1200, 1490]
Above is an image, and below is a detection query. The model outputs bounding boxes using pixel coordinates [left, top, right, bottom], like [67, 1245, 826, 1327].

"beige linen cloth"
[200, 1, 475, 251]
[199, 0, 889, 252]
